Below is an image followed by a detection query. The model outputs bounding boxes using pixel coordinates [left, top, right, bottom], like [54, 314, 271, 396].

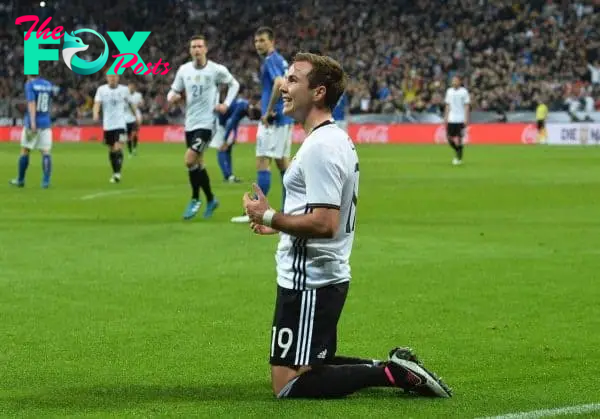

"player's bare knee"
[184, 150, 202, 168]
[184, 150, 193, 166]
[271, 380, 285, 396]
[256, 156, 270, 170]
[270, 365, 301, 397]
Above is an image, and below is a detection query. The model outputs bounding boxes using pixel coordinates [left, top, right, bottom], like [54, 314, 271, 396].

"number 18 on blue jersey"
[24, 77, 54, 129]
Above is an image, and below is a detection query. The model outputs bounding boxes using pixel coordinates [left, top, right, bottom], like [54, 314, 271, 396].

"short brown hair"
[255, 26, 274, 40]
[293, 52, 347, 110]
[190, 35, 206, 44]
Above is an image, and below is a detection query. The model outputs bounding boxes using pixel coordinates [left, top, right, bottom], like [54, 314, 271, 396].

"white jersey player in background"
[167, 35, 240, 220]
[124, 82, 143, 157]
[243, 52, 452, 400]
[93, 73, 137, 183]
[444, 75, 470, 165]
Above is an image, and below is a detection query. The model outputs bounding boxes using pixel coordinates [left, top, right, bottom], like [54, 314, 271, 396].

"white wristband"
[262, 209, 276, 227]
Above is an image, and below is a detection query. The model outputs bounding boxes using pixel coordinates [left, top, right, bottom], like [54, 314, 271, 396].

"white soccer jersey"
[445, 87, 470, 123]
[124, 91, 143, 123]
[170, 60, 239, 132]
[276, 121, 359, 290]
[94, 84, 130, 131]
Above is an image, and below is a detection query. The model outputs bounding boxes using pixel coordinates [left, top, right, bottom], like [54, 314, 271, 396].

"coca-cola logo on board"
[356, 125, 389, 143]
[163, 126, 185, 143]
[59, 127, 81, 142]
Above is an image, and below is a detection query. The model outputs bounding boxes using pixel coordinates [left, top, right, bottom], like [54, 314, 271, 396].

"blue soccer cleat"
[203, 198, 219, 219]
[41, 181, 50, 189]
[183, 199, 202, 220]
[9, 179, 24, 188]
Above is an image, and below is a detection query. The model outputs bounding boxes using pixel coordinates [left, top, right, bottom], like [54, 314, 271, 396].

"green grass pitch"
[1, 142, 599, 418]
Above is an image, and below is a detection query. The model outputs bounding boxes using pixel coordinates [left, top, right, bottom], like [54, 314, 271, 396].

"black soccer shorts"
[185, 128, 213, 153]
[447, 123, 465, 138]
[126, 122, 138, 135]
[270, 283, 349, 367]
[104, 129, 126, 146]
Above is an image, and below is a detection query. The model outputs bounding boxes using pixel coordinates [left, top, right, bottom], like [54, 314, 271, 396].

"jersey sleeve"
[25, 82, 36, 102]
[444, 89, 450, 104]
[219, 65, 240, 107]
[303, 142, 346, 209]
[216, 64, 234, 84]
[463, 89, 471, 104]
[265, 55, 287, 80]
[170, 67, 185, 93]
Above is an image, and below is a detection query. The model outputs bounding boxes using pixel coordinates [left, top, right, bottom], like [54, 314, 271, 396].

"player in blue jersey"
[333, 92, 348, 131]
[10, 75, 55, 188]
[211, 91, 261, 183]
[231, 27, 293, 223]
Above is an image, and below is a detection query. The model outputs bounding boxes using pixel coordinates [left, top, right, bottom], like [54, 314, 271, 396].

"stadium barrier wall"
[1, 124, 600, 145]
[4, 111, 600, 126]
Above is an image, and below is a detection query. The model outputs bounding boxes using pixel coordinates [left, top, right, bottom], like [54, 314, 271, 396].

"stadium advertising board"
[2, 124, 600, 145]
[545, 124, 600, 145]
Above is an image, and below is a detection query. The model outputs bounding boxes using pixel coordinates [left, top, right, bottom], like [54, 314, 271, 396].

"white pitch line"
[79, 185, 178, 200]
[478, 403, 600, 419]
[79, 184, 247, 201]
[80, 189, 136, 200]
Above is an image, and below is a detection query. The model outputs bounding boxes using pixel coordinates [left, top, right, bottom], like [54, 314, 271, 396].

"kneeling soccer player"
[243, 52, 453, 399]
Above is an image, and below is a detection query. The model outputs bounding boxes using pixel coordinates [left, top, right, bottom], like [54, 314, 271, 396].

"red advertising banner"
[0, 123, 540, 145]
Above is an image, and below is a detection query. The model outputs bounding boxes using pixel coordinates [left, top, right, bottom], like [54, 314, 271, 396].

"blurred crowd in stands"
[1, 0, 600, 123]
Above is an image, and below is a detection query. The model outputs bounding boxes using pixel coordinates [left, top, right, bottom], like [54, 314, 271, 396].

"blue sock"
[225, 148, 233, 176]
[42, 154, 52, 184]
[280, 169, 286, 210]
[18, 154, 29, 183]
[257, 170, 271, 196]
[217, 151, 230, 180]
